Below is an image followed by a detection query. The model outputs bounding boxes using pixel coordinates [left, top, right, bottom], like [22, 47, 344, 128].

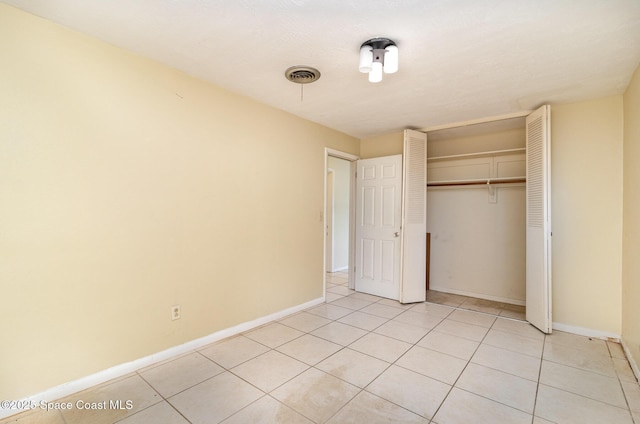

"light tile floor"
[426, 289, 527, 321]
[3, 271, 639, 424]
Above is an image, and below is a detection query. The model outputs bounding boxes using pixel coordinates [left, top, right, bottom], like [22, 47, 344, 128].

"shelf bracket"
[487, 179, 497, 203]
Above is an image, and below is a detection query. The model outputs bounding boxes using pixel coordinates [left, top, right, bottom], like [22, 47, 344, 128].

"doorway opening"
[424, 117, 526, 320]
[323, 148, 358, 299]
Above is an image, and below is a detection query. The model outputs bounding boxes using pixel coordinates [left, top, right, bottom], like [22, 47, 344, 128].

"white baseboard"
[620, 338, 640, 382]
[0, 296, 325, 420]
[552, 323, 639, 382]
[551, 321, 621, 341]
[429, 285, 525, 306]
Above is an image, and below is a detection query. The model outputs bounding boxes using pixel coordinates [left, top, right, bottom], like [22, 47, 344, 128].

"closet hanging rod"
[427, 177, 526, 187]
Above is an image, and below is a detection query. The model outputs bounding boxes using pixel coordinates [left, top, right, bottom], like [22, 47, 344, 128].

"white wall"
[327, 157, 351, 271]
[428, 187, 526, 304]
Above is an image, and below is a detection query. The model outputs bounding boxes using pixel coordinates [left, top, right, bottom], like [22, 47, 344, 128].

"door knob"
[394, 232, 400, 237]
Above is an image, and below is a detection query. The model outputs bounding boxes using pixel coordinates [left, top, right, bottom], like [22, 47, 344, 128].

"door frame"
[324, 148, 359, 296]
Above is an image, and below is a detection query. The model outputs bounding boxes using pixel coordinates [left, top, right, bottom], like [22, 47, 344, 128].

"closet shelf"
[427, 148, 525, 162]
[427, 176, 526, 187]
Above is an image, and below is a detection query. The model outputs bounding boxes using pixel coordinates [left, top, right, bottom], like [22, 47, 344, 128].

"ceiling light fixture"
[359, 37, 398, 83]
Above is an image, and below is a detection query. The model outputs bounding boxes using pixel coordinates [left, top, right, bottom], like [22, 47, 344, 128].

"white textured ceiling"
[4, 0, 640, 138]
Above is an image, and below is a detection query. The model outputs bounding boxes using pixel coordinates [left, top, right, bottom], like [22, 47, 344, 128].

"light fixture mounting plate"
[360, 37, 396, 50]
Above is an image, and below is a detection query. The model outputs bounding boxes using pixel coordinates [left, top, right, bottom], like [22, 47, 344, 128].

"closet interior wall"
[427, 124, 527, 305]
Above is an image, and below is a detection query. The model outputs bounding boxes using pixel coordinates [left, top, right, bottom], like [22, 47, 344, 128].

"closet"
[426, 117, 528, 306]
[426, 105, 552, 334]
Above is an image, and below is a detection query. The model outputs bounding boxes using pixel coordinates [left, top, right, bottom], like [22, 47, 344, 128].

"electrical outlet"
[171, 305, 181, 321]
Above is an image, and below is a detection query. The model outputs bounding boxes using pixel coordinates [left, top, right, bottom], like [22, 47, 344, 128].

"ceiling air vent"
[284, 66, 321, 84]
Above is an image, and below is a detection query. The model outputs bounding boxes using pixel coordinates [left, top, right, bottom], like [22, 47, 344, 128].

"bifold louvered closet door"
[525, 105, 552, 333]
[400, 129, 427, 303]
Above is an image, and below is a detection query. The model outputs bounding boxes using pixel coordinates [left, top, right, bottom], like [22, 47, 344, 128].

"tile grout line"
[326, 276, 636, 422]
[530, 331, 547, 423]
[431, 321, 482, 420]
[231, 292, 391, 423]
[313, 281, 445, 421]
[293, 291, 411, 423]
[319, 294, 447, 422]
[429, 310, 535, 422]
[138, 327, 311, 423]
[113, 373, 183, 424]
[535, 337, 636, 421]
[395, 306, 457, 423]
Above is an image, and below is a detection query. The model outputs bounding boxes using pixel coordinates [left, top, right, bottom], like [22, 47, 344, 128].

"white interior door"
[525, 105, 552, 333]
[400, 130, 428, 303]
[355, 155, 403, 299]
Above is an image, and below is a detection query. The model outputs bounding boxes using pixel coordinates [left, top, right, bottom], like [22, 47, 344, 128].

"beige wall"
[0, 5, 358, 400]
[359, 132, 404, 158]
[622, 65, 640, 368]
[551, 96, 624, 334]
[360, 127, 525, 159]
